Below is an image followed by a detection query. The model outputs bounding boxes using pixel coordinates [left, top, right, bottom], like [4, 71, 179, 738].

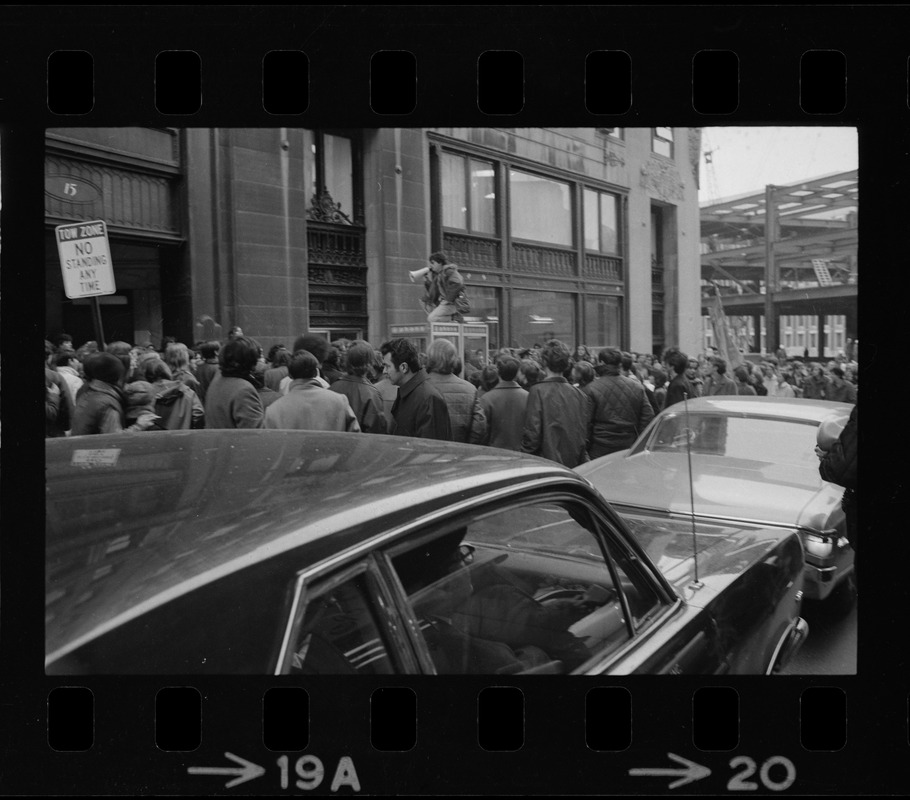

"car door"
[376, 487, 693, 675]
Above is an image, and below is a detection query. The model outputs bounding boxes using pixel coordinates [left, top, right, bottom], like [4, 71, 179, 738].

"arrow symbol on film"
[629, 752, 711, 789]
[187, 752, 265, 789]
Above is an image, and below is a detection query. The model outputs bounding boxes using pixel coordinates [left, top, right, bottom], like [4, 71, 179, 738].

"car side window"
[389, 500, 662, 675]
[285, 570, 396, 675]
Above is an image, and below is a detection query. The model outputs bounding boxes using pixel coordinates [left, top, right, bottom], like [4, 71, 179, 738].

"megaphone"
[408, 266, 431, 282]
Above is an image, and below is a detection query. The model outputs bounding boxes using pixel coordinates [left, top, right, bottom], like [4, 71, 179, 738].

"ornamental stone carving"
[640, 160, 686, 202]
[688, 128, 702, 187]
[306, 187, 354, 225]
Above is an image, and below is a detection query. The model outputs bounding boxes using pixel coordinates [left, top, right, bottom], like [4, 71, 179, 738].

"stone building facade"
[45, 127, 703, 356]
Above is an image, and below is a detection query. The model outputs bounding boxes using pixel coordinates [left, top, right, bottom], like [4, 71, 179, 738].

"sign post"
[55, 220, 116, 349]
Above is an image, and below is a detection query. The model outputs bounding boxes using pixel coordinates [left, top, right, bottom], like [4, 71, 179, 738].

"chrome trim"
[765, 617, 809, 675]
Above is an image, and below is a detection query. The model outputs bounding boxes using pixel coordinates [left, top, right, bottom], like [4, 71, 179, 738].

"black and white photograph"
[43, 125, 857, 677]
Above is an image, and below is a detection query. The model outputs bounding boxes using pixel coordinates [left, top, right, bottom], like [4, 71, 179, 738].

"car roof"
[660, 395, 853, 423]
[46, 430, 576, 658]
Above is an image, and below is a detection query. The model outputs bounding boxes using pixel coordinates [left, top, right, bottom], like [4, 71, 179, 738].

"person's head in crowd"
[733, 365, 751, 384]
[667, 350, 689, 376]
[164, 342, 192, 373]
[227, 326, 244, 341]
[219, 336, 260, 379]
[55, 351, 80, 372]
[711, 357, 728, 376]
[84, 352, 125, 387]
[539, 339, 572, 376]
[426, 338, 459, 376]
[288, 350, 321, 381]
[144, 358, 173, 383]
[574, 344, 592, 363]
[480, 364, 500, 392]
[105, 341, 133, 380]
[518, 358, 541, 388]
[491, 355, 518, 383]
[200, 340, 221, 361]
[598, 347, 623, 372]
[266, 344, 286, 364]
[650, 367, 668, 389]
[343, 340, 375, 378]
[124, 381, 156, 422]
[466, 370, 482, 390]
[620, 351, 634, 375]
[292, 333, 330, 366]
[331, 338, 352, 355]
[572, 360, 595, 387]
[381, 339, 421, 387]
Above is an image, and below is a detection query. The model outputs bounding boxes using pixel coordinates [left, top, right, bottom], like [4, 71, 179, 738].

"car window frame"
[276, 554, 420, 675]
[376, 486, 677, 675]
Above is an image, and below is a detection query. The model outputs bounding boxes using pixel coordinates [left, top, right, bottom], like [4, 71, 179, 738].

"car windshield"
[638, 412, 820, 468]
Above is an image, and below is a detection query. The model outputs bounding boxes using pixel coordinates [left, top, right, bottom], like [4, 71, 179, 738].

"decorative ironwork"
[307, 224, 366, 268]
[442, 232, 502, 269]
[583, 254, 623, 281]
[306, 187, 354, 225]
[308, 266, 366, 287]
[640, 160, 686, 202]
[511, 243, 575, 275]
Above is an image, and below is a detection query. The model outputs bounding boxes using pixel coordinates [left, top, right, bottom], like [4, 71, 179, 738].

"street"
[781, 599, 857, 675]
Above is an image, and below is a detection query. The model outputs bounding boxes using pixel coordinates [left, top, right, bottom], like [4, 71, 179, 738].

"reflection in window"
[509, 169, 572, 246]
[652, 127, 674, 158]
[392, 501, 646, 674]
[512, 289, 575, 349]
[585, 295, 622, 348]
[324, 134, 353, 217]
[288, 572, 394, 675]
[441, 152, 496, 234]
[584, 189, 619, 253]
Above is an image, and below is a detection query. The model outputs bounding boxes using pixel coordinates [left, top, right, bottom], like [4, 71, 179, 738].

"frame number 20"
[728, 756, 797, 791]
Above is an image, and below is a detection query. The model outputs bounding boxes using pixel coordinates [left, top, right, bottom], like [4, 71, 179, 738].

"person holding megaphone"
[412, 251, 470, 322]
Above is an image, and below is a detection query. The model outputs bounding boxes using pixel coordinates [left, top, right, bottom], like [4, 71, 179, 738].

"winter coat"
[329, 375, 389, 434]
[390, 369, 452, 441]
[204, 374, 265, 429]
[521, 376, 591, 468]
[195, 360, 220, 403]
[702, 374, 738, 396]
[45, 368, 75, 437]
[585, 371, 654, 459]
[70, 380, 124, 436]
[152, 379, 205, 429]
[826, 378, 857, 404]
[265, 379, 361, 432]
[819, 404, 858, 548]
[478, 380, 528, 451]
[665, 373, 697, 408]
[426, 372, 486, 443]
[801, 375, 828, 400]
[423, 264, 465, 306]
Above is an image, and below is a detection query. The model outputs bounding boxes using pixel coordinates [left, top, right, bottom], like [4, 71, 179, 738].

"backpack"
[454, 289, 471, 315]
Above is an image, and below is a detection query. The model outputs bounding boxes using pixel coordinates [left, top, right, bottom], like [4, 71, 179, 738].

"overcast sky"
[698, 126, 858, 205]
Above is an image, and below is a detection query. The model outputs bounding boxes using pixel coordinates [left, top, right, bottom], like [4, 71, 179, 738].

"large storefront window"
[583, 189, 619, 254]
[585, 295, 623, 348]
[466, 285, 501, 351]
[512, 289, 575, 348]
[509, 169, 572, 246]
[441, 152, 496, 234]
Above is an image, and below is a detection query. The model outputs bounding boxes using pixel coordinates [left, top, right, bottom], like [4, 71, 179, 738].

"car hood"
[578, 450, 844, 534]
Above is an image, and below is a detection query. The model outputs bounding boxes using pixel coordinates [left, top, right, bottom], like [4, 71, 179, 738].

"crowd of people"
[45, 329, 858, 468]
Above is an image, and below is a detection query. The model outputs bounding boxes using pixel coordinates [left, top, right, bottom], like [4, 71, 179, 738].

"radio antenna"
[683, 392, 700, 585]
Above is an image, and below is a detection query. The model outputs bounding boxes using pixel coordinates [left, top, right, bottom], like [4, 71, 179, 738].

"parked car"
[46, 430, 806, 675]
[577, 396, 855, 615]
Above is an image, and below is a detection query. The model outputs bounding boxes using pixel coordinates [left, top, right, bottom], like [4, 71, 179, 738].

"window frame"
[439, 149, 499, 236]
[651, 127, 675, 159]
[508, 165, 576, 248]
[376, 487, 676, 675]
[583, 186, 622, 255]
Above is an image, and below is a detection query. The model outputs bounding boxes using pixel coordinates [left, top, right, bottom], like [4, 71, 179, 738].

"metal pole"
[91, 296, 106, 350]
[763, 184, 778, 356]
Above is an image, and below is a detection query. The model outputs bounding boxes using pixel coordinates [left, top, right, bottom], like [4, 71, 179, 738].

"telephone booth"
[388, 322, 490, 378]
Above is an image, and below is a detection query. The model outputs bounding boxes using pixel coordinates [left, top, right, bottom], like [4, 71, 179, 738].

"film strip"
[2, 4, 905, 795]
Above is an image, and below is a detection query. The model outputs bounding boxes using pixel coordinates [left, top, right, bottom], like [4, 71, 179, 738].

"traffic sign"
[55, 219, 116, 299]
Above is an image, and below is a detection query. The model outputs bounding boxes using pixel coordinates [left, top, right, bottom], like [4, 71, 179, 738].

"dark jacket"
[329, 375, 389, 434]
[204, 374, 265, 429]
[195, 360, 220, 404]
[665, 373, 697, 408]
[45, 368, 74, 437]
[819, 405, 858, 549]
[153, 379, 205, 429]
[426, 372, 486, 444]
[702, 374, 738, 396]
[70, 380, 125, 436]
[801, 374, 828, 400]
[585, 369, 655, 459]
[478, 380, 529, 451]
[423, 264, 465, 306]
[391, 369, 452, 441]
[826, 378, 857, 404]
[521, 377, 591, 468]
